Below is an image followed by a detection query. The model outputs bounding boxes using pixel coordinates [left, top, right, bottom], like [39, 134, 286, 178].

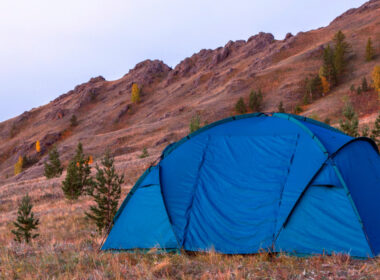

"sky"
[0, 0, 367, 121]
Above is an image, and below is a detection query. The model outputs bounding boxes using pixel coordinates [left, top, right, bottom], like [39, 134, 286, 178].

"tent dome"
[102, 113, 380, 257]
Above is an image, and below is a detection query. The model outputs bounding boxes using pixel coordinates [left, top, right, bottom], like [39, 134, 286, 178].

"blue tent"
[102, 113, 380, 257]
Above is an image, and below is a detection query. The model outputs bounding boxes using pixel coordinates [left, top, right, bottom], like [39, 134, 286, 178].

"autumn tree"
[249, 89, 263, 112]
[14, 156, 23, 175]
[365, 37, 375, 62]
[339, 100, 359, 137]
[235, 97, 247, 114]
[11, 194, 39, 243]
[371, 111, 380, 145]
[320, 76, 330, 95]
[333, 30, 351, 78]
[44, 145, 63, 179]
[131, 83, 140, 104]
[86, 151, 124, 233]
[372, 65, 380, 94]
[35, 140, 41, 153]
[61, 142, 92, 200]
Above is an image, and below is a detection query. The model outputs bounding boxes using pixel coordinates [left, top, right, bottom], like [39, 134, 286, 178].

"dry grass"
[1, 174, 379, 279]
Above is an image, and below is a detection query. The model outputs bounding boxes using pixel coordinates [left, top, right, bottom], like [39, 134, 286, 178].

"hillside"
[0, 1, 380, 184]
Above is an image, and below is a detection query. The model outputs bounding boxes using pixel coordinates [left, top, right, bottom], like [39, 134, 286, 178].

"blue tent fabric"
[102, 113, 380, 257]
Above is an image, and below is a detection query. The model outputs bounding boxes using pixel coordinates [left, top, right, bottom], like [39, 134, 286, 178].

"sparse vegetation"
[61, 142, 92, 200]
[131, 83, 141, 104]
[189, 113, 201, 133]
[361, 77, 369, 92]
[22, 155, 38, 169]
[294, 105, 303, 114]
[139, 147, 149, 158]
[11, 194, 39, 243]
[277, 101, 285, 113]
[235, 97, 247, 114]
[248, 89, 263, 112]
[371, 111, 380, 145]
[339, 99, 359, 137]
[86, 151, 124, 233]
[44, 145, 63, 179]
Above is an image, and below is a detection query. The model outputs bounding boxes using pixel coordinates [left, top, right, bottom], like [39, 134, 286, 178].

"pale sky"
[0, 0, 367, 121]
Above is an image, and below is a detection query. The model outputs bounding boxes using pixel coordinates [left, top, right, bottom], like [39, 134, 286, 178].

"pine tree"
[361, 77, 369, 92]
[61, 142, 92, 200]
[131, 83, 140, 104]
[333, 30, 351, 78]
[189, 113, 201, 133]
[370, 111, 380, 145]
[365, 37, 375, 62]
[11, 194, 39, 243]
[70, 115, 78, 127]
[44, 145, 63, 179]
[235, 97, 247, 114]
[321, 45, 337, 86]
[86, 151, 124, 233]
[339, 100, 359, 137]
[249, 89, 263, 112]
[277, 101, 285, 113]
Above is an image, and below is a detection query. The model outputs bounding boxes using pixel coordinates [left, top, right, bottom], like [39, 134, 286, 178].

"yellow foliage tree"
[320, 76, 330, 95]
[14, 156, 23, 175]
[131, 83, 140, 104]
[36, 140, 41, 153]
[88, 155, 93, 165]
[372, 65, 380, 94]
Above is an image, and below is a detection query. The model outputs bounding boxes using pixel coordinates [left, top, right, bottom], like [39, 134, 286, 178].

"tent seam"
[181, 136, 211, 248]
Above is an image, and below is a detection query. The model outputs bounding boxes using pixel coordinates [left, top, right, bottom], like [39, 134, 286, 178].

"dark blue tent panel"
[102, 113, 380, 257]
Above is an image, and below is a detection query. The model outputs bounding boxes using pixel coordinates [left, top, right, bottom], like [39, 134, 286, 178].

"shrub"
[324, 118, 331, 125]
[22, 155, 38, 169]
[235, 97, 247, 114]
[350, 84, 355, 93]
[139, 148, 149, 159]
[361, 77, 369, 92]
[70, 115, 78, 127]
[189, 113, 201, 133]
[356, 86, 362, 95]
[11, 194, 39, 243]
[44, 145, 63, 179]
[294, 105, 303, 114]
[370, 111, 380, 145]
[86, 151, 124, 233]
[361, 125, 370, 137]
[277, 101, 285, 113]
[249, 90, 263, 112]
